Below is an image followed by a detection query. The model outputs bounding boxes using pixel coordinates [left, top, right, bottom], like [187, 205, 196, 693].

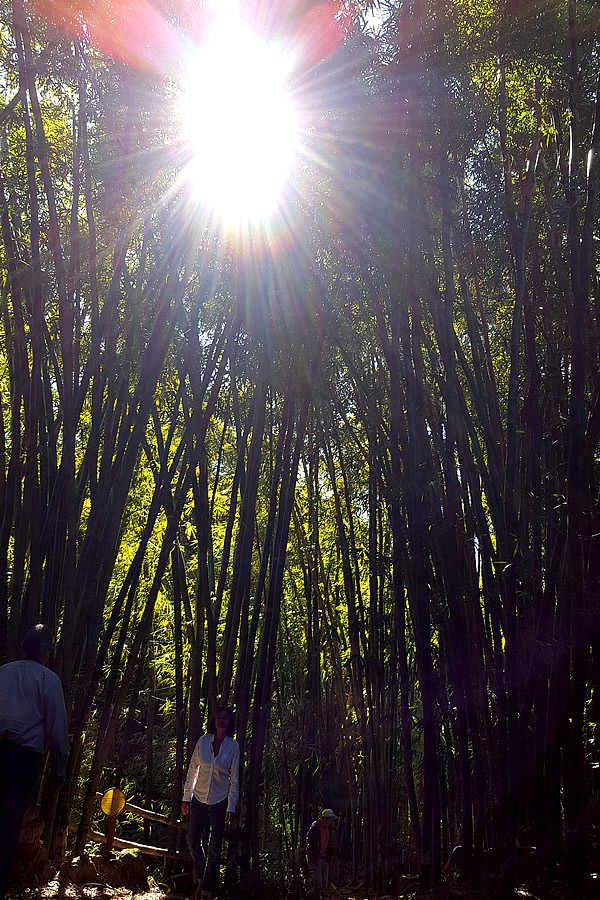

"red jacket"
[307, 818, 333, 864]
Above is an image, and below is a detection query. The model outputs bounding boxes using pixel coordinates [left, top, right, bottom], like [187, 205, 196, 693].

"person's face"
[215, 710, 230, 732]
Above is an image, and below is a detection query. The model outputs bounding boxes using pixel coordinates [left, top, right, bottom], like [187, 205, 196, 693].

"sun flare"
[180, 15, 298, 225]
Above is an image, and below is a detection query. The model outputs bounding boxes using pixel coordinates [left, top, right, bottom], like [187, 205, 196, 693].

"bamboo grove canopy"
[1, 0, 600, 891]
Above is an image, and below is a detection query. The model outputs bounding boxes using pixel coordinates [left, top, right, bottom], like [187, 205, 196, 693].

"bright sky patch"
[180, 12, 298, 225]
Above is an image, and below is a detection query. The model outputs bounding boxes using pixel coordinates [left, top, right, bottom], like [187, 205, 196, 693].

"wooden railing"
[88, 792, 186, 859]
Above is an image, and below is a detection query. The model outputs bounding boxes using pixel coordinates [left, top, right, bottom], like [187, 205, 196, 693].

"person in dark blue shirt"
[0, 625, 68, 899]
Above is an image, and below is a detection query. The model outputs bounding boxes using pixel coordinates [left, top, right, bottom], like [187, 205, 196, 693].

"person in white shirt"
[0, 624, 68, 899]
[182, 707, 240, 899]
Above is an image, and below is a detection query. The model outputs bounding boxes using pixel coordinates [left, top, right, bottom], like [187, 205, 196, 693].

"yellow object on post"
[100, 787, 126, 853]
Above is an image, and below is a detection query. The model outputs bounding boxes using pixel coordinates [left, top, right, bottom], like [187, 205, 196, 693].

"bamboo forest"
[1, 0, 600, 897]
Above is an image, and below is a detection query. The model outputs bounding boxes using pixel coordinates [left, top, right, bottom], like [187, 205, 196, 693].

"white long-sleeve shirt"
[183, 733, 240, 813]
[0, 659, 69, 777]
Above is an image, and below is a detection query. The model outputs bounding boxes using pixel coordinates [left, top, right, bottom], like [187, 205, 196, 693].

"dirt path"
[8, 889, 392, 900]
[9, 887, 377, 900]
[10, 892, 380, 900]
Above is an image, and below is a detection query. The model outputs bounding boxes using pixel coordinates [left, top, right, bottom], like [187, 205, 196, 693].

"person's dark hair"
[22, 624, 55, 662]
[207, 706, 235, 738]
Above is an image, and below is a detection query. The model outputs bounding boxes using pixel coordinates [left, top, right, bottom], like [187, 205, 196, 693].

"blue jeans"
[188, 797, 227, 889]
[311, 856, 329, 899]
[0, 742, 41, 900]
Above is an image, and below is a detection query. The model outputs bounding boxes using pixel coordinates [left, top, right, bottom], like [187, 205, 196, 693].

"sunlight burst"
[181, 14, 298, 225]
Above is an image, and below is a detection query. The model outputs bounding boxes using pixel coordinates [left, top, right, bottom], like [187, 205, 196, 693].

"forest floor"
[6, 880, 600, 900]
